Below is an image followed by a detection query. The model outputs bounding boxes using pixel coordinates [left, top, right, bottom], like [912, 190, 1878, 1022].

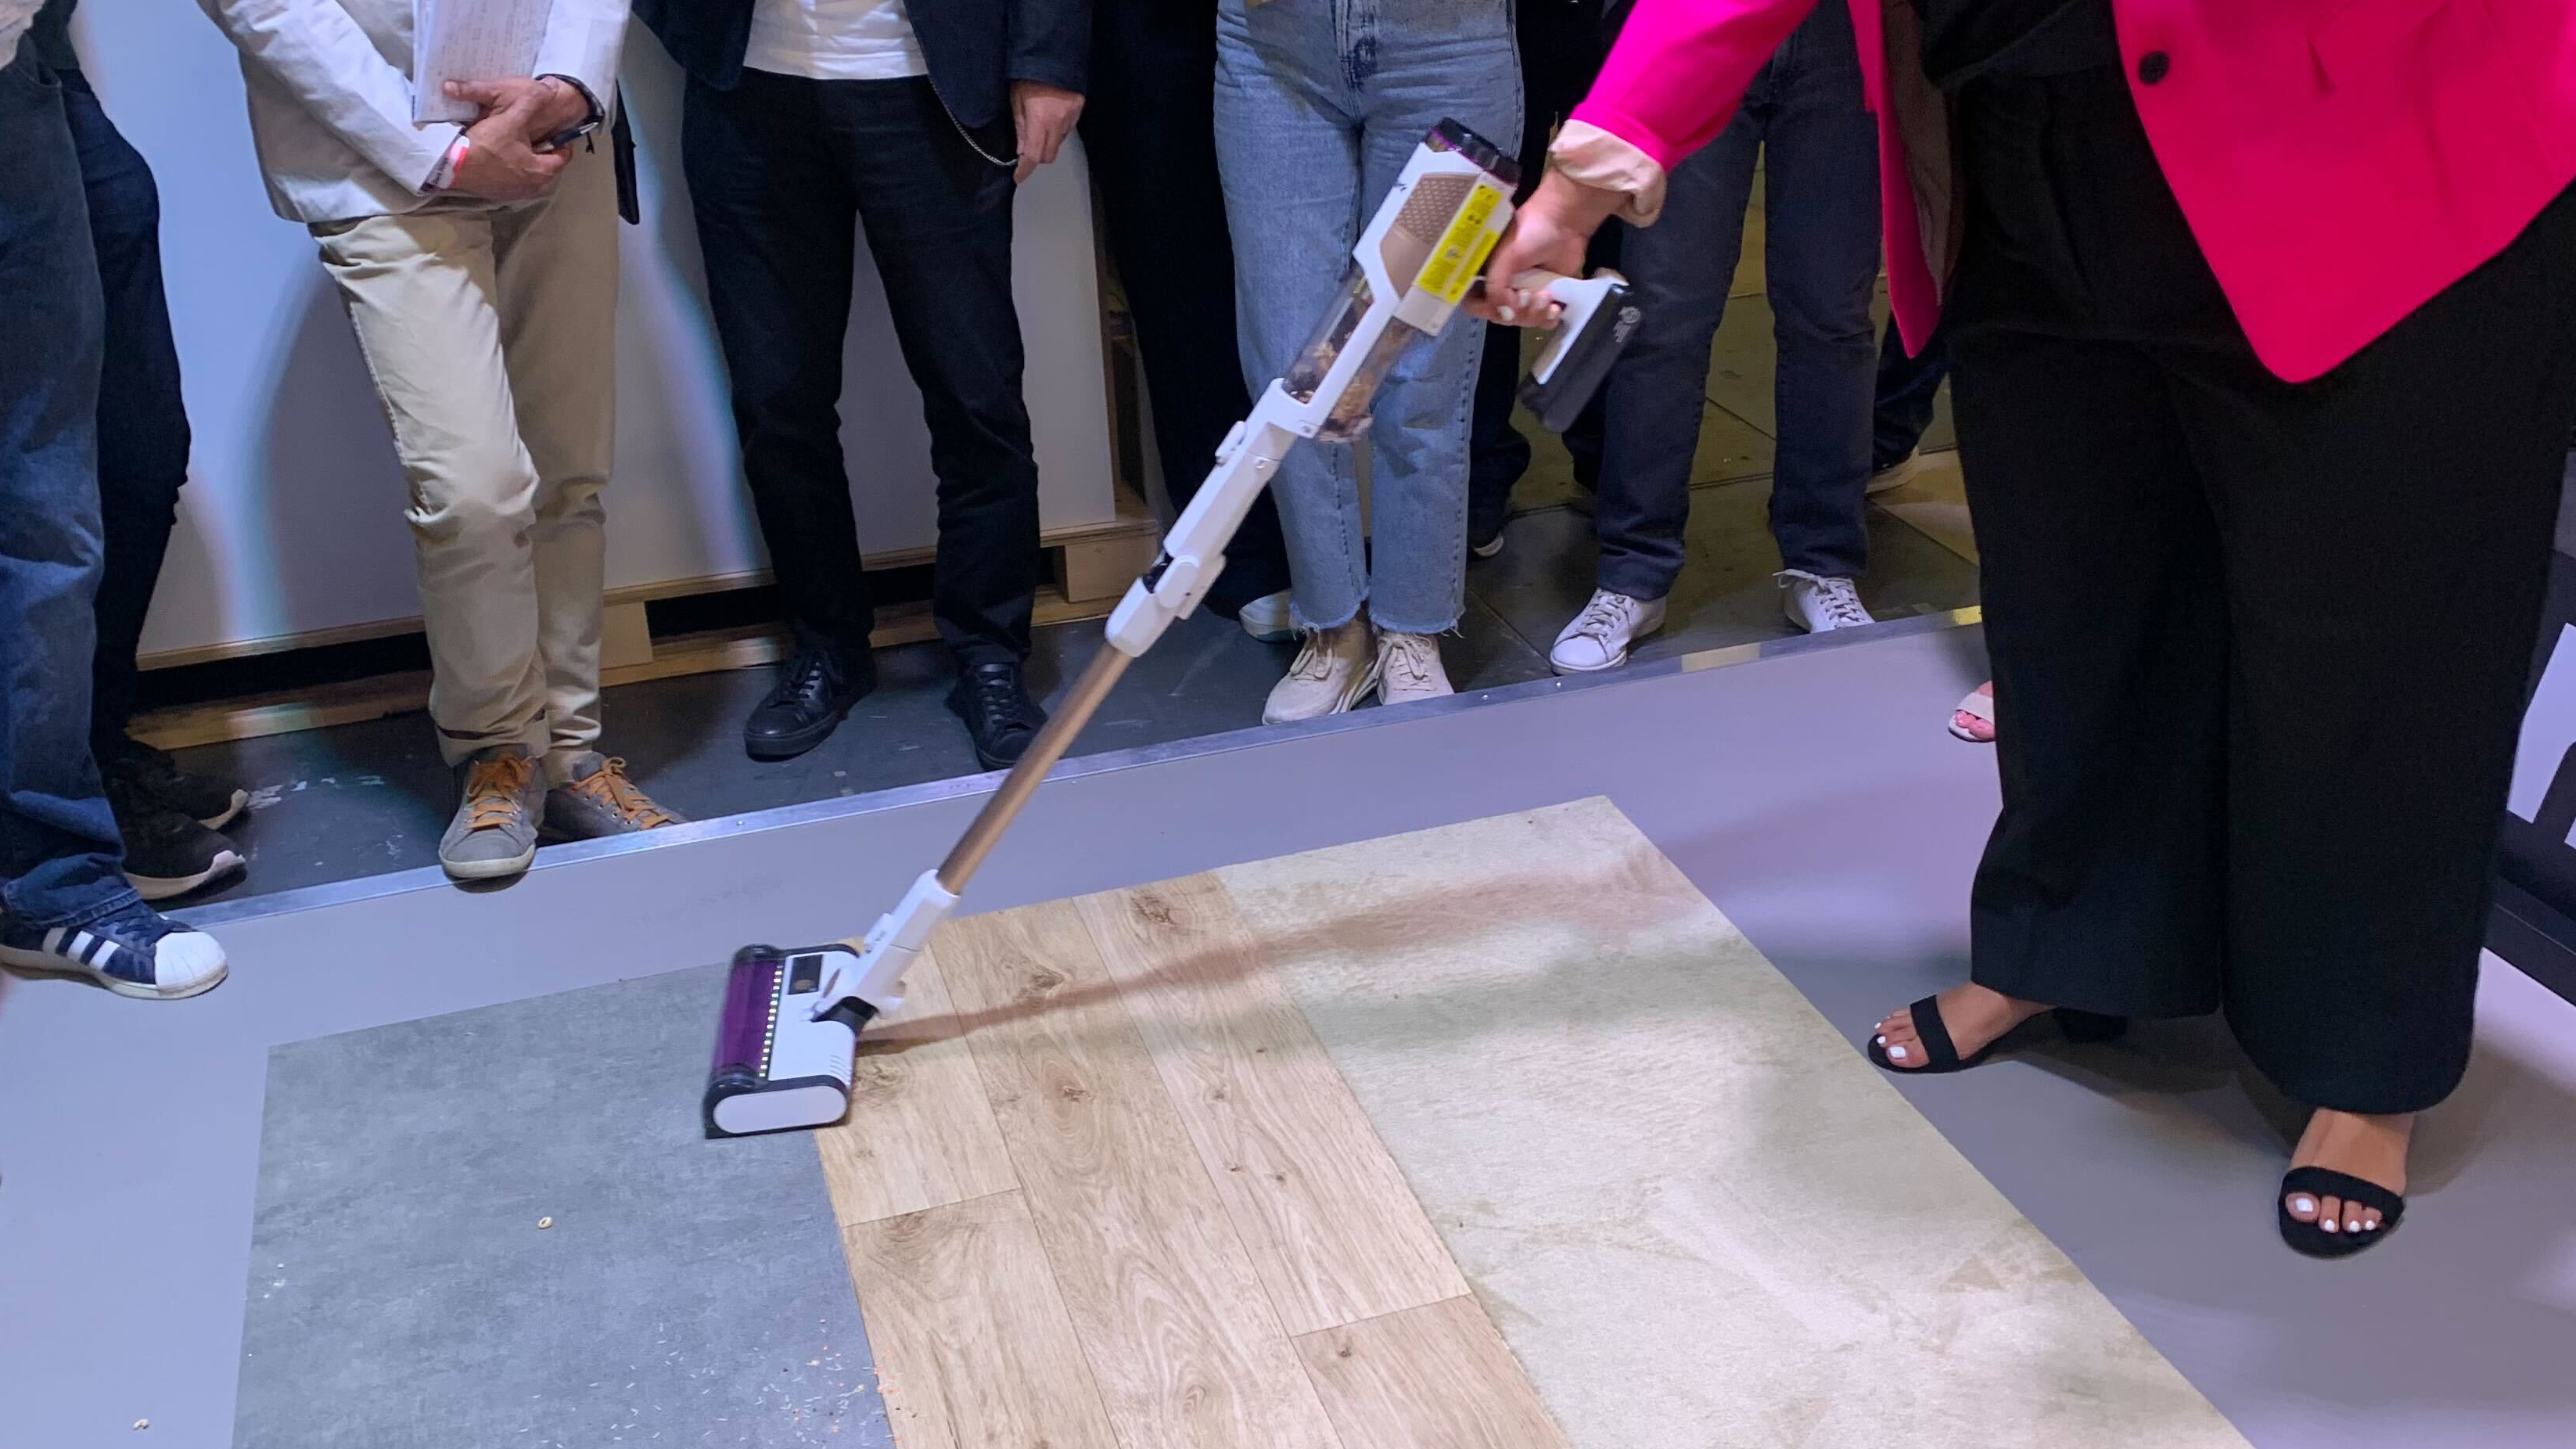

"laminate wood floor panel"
[931, 899, 1343, 1449]
[1076, 875, 1469, 1336]
[815, 948, 1019, 1226]
[1295, 1296, 1571, 1449]
[839, 1191, 1121, 1449]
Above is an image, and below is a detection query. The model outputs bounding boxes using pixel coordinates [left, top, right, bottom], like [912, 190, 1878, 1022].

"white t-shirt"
[743, 0, 929, 81]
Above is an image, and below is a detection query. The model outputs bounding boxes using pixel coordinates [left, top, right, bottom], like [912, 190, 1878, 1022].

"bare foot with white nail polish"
[1870, 982, 2052, 1070]
[2282, 1109, 2412, 1239]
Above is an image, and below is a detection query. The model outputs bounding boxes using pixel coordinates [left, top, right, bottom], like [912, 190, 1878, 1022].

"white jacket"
[196, 0, 627, 225]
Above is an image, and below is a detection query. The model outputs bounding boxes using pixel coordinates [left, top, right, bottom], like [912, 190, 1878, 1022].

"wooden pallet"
[128, 489, 1162, 751]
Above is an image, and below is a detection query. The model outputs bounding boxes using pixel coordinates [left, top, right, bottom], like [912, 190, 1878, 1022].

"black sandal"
[2277, 1167, 2405, 1259]
[1865, 995, 2128, 1074]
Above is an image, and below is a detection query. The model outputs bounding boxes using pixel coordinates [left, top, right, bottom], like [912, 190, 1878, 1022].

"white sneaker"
[1550, 588, 1666, 674]
[1378, 631, 1454, 707]
[1867, 450, 1921, 495]
[1779, 570, 1876, 633]
[1263, 618, 1378, 724]
[1237, 589, 1295, 644]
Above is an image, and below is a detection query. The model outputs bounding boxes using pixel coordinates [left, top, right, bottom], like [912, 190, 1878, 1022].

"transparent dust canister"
[1282, 271, 1433, 442]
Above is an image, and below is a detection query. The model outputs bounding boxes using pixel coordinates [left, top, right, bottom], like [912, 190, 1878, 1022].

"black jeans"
[683, 70, 1038, 667]
[1080, 0, 1289, 613]
[63, 69, 188, 756]
[1952, 67, 2576, 1113]
[1467, 0, 1611, 538]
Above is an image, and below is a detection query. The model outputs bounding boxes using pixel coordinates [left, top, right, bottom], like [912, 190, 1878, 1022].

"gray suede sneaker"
[439, 746, 543, 882]
[544, 752, 684, 841]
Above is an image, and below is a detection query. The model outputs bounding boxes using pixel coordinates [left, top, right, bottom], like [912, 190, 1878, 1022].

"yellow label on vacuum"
[1417, 184, 1504, 306]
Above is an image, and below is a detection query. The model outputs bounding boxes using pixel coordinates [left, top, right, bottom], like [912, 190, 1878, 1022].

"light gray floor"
[7, 622, 2573, 1447]
[233, 965, 892, 1449]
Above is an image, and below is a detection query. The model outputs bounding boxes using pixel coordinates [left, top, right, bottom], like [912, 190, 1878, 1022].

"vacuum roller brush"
[703, 944, 875, 1138]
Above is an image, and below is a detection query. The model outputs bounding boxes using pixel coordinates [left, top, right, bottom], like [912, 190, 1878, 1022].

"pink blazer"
[1572, 0, 2576, 382]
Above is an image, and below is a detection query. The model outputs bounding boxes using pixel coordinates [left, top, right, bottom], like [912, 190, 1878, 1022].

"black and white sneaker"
[109, 775, 246, 901]
[118, 804, 246, 901]
[103, 737, 250, 830]
[0, 901, 229, 999]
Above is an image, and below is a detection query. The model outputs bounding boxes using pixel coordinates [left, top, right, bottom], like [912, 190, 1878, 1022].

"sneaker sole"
[1549, 617, 1664, 677]
[0, 943, 229, 1000]
[1471, 534, 1507, 560]
[1262, 661, 1382, 726]
[199, 789, 250, 832]
[441, 844, 537, 882]
[1550, 647, 1631, 675]
[128, 848, 247, 902]
[1239, 619, 1299, 645]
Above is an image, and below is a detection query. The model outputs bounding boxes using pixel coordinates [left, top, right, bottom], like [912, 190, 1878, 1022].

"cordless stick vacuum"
[704, 120, 1640, 1138]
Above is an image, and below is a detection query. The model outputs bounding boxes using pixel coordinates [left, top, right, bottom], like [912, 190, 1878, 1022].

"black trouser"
[1951, 67, 2576, 1114]
[1081, 0, 1290, 615]
[1466, 0, 1612, 538]
[683, 71, 1037, 667]
[64, 69, 188, 754]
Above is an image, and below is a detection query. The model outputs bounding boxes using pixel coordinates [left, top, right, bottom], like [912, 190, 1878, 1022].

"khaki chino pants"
[313, 142, 616, 778]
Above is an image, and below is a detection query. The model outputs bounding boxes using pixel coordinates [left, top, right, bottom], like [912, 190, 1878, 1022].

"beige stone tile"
[1216, 800, 2250, 1449]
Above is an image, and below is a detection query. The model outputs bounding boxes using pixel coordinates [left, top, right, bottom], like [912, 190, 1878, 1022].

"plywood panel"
[1295, 1297, 1569, 1449]
[933, 901, 1342, 1449]
[839, 1192, 1121, 1449]
[815, 949, 1019, 1227]
[1076, 876, 1467, 1334]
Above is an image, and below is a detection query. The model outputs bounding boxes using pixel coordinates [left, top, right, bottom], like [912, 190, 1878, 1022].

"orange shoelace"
[462, 753, 535, 830]
[572, 757, 676, 829]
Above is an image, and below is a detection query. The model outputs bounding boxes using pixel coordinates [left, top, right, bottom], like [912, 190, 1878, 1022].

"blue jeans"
[1593, 0, 1879, 596]
[1214, 0, 1522, 635]
[0, 45, 134, 930]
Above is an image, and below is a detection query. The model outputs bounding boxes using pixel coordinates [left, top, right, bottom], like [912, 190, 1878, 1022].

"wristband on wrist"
[428, 133, 471, 192]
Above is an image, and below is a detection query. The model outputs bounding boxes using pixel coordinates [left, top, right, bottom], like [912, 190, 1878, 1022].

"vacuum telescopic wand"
[704, 120, 1640, 1138]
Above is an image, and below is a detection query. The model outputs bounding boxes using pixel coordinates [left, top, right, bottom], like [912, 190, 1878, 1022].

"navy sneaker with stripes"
[0, 901, 228, 1000]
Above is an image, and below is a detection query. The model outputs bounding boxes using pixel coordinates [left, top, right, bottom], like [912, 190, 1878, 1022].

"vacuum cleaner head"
[703, 944, 875, 1138]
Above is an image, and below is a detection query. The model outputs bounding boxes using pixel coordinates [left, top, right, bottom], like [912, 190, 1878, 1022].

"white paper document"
[413, 0, 549, 124]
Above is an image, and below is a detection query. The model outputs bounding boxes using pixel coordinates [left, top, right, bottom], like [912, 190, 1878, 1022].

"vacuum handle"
[1519, 270, 1622, 383]
[1512, 269, 1638, 434]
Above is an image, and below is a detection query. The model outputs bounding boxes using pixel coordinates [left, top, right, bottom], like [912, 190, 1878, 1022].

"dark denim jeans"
[60, 67, 190, 757]
[0, 47, 135, 929]
[1871, 317, 1949, 470]
[1593, 0, 1880, 595]
[1467, 0, 1614, 539]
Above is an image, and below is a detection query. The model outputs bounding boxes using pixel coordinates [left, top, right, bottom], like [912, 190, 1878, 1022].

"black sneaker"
[947, 662, 1047, 771]
[102, 737, 250, 829]
[0, 899, 228, 999]
[108, 776, 246, 901]
[744, 639, 877, 760]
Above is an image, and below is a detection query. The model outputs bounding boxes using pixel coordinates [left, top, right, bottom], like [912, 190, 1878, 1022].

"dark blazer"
[635, 0, 1087, 141]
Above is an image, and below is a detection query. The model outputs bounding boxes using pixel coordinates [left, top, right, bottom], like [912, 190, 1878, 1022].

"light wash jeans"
[1215, 0, 1521, 635]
